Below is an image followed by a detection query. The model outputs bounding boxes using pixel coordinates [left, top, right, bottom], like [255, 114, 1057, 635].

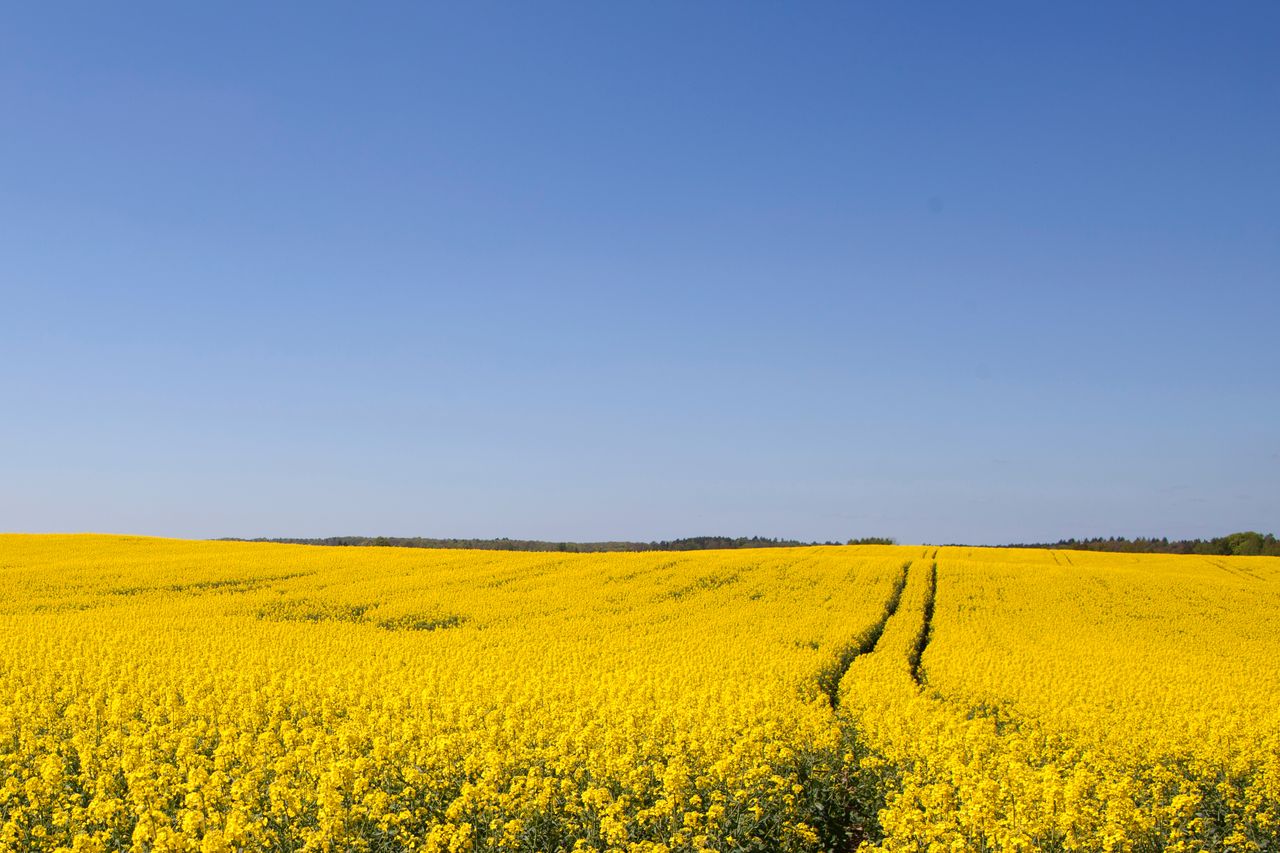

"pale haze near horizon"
[2, 3, 1277, 546]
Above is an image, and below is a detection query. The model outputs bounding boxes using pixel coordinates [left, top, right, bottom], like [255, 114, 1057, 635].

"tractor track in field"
[807, 559, 936, 849]
[1209, 558, 1264, 582]
[908, 561, 938, 685]
[818, 560, 911, 710]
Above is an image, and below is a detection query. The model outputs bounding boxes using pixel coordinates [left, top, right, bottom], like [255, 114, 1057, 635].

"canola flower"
[0, 535, 904, 853]
[839, 550, 1280, 852]
[1, 535, 1278, 852]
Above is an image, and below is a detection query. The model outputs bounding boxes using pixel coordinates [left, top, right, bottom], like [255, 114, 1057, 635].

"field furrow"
[817, 561, 910, 710]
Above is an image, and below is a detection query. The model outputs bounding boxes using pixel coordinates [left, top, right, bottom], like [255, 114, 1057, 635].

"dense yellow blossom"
[0, 535, 903, 852]
[840, 549, 1280, 852]
[1, 535, 1277, 852]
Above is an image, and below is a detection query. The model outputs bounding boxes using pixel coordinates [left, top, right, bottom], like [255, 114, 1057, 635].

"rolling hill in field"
[1, 534, 1277, 852]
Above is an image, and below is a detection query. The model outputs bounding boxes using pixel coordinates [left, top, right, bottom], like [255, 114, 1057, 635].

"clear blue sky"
[2, 3, 1277, 545]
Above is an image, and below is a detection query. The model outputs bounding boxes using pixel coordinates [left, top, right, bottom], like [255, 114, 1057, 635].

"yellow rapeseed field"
[1, 535, 1277, 852]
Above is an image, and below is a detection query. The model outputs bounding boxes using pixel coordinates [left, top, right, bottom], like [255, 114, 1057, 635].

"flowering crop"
[1, 536, 1277, 852]
[840, 549, 1280, 852]
[0, 535, 904, 852]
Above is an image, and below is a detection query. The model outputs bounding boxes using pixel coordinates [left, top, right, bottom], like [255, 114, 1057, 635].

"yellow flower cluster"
[0, 535, 905, 852]
[2, 535, 1277, 852]
[839, 549, 1280, 852]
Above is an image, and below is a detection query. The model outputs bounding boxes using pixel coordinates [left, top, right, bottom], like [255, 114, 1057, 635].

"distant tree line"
[218, 535, 866, 553]
[1008, 531, 1280, 557]
[219, 533, 1279, 556]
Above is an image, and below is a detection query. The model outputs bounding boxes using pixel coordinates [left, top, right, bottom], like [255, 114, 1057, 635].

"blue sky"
[2, 3, 1277, 545]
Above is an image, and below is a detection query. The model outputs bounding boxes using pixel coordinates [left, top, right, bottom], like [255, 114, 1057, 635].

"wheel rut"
[818, 560, 911, 710]
[908, 561, 937, 685]
[1210, 558, 1263, 582]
